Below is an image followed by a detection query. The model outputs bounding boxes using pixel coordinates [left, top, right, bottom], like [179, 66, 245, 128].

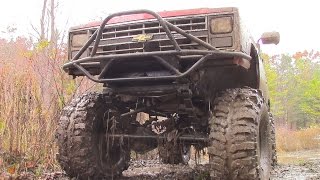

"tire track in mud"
[18, 150, 320, 179]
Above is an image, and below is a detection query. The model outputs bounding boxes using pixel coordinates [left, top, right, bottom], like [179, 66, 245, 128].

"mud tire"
[208, 88, 272, 180]
[56, 92, 130, 179]
[269, 113, 277, 167]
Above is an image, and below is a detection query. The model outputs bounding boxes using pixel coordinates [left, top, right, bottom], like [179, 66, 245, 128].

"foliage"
[0, 1, 97, 177]
[263, 50, 320, 128]
[0, 37, 63, 176]
[0, 35, 97, 177]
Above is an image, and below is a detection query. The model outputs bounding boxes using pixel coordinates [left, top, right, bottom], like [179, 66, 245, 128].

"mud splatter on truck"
[56, 7, 280, 179]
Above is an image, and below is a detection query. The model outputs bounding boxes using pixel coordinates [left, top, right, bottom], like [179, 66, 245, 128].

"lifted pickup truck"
[56, 7, 279, 180]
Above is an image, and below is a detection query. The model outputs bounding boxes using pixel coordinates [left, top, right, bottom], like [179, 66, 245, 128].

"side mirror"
[260, 31, 280, 45]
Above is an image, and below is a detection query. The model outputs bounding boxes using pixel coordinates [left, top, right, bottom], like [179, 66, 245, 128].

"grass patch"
[276, 126, 320, 152]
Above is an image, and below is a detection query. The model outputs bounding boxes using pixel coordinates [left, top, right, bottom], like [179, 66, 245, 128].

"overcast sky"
[0, 0, 319, 55]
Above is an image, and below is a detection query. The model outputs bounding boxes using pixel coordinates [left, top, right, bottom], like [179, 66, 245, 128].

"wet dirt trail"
[271, 149, 320, 180]
[36, 149, 320, 179]
[121, 149, 320, 180]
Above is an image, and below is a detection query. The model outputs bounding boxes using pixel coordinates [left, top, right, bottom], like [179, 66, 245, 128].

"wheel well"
[238, 44, 259, 89]
[250, 44, 259, 79]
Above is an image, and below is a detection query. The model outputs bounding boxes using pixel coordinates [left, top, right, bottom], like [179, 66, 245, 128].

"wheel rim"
[97, 109, 127, 173]
[181, 145, 191, 164]
[98, 133, 126, 169]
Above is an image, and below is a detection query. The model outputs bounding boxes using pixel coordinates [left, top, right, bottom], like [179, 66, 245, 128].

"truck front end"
[64, 8, 252, 96]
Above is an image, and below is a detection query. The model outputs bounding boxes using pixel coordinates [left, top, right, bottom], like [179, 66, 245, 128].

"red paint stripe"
[71, 7, 235, 30]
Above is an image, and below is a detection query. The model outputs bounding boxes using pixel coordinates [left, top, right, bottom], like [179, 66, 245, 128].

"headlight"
[71, 33, 88, 47]
[210, 16, 233, 34]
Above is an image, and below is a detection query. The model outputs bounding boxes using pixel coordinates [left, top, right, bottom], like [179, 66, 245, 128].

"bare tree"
[40, 0, 48, 40]
[49, 0, 58, 45]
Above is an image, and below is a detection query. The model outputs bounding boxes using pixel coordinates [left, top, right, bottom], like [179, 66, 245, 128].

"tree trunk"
[40, 0, 48, 40]
[50, 0, 57, 46]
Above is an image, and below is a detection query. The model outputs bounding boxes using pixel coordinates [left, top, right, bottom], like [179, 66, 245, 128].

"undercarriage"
[103, 86, 210, 154]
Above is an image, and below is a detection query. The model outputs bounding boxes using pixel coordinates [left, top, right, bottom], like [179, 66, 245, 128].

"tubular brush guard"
[63, 9, 251, 83]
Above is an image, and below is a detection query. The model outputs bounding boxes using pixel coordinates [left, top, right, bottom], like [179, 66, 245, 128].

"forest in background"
[264, 52, 320, 128]
[263, 52, 320, 152]
[0, 0, 319, 177]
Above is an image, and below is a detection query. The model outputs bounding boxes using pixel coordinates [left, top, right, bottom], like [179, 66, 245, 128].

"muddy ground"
[12, 149, 320, 180]
[121, 150, 320, 180]
[271, 149, 320, 180]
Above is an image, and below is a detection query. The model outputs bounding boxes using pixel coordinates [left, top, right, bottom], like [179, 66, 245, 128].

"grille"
[88, 16, 208, 55]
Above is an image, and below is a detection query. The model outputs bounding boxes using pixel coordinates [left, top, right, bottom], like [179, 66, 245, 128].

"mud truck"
[56, 7, 280, 179]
